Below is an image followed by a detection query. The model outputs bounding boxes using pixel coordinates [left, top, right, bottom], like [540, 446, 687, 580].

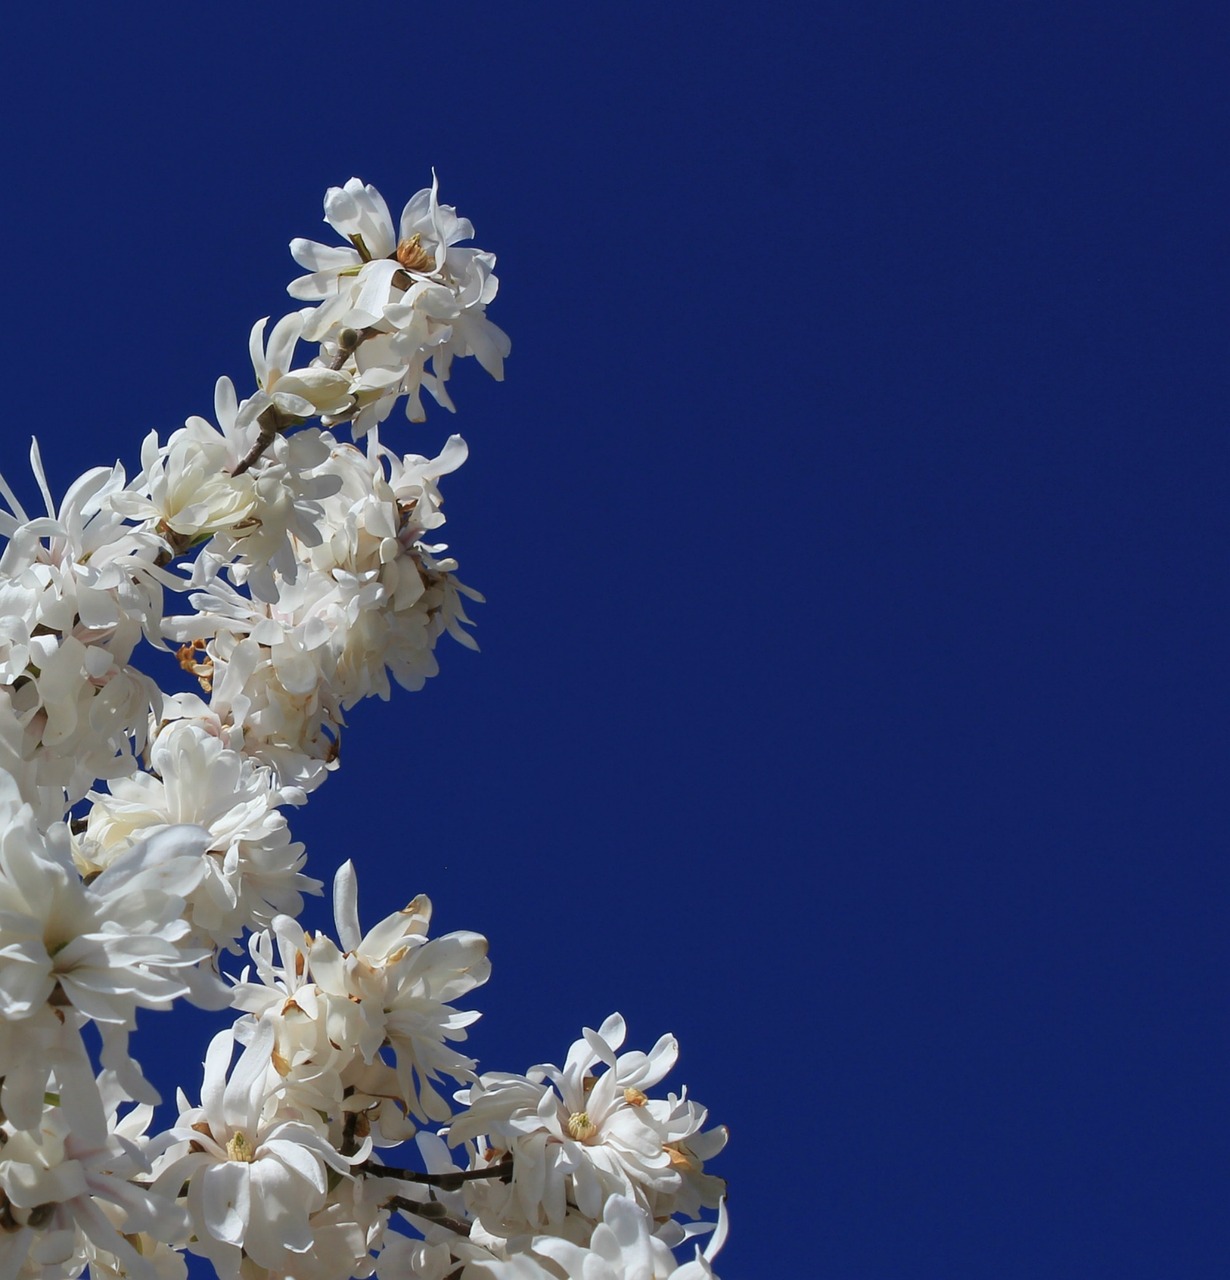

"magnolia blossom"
[0, 772, 217, 1125]
[288, 175, 509, 429]
[111, 378, 343, 602]
[154, 1018, 365, 1277]
[206, 423, 342, 604]
[0, 442, 169, 663]
[311, 860, 491, 1122]
[112, 416, 260, 547]
[247, 313, 355, 423]
[77, 719, 319, 953]
[160, 433, 480, 792]
[228, 860, 490, 1150]
[0, 1080, 189, 1280]
[448, 1016, 726, 1237]
[469, 1195, 728, 1280]
[0, 443, 174, 808]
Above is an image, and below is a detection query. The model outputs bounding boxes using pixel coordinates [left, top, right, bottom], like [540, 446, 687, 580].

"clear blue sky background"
[1, 3, 1224, 1276]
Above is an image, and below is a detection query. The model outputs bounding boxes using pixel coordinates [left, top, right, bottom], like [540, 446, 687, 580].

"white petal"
[200, 1160, 250, 1246]
[332, 860, 361, 953]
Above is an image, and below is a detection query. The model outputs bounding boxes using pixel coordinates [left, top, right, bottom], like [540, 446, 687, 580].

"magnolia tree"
[0, 178, 727, 1280]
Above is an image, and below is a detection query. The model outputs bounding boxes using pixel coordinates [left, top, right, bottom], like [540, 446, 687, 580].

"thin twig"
[359, 1158, 512, 1191]
[386, 1195, 474, 1238]
[231, 405, 291, 478]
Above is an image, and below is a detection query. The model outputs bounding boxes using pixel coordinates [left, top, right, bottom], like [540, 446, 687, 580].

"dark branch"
[359, 1157, 512, 1191]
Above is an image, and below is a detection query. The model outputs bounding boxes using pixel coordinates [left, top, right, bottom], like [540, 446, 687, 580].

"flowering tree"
[0, 177, 727, 1280]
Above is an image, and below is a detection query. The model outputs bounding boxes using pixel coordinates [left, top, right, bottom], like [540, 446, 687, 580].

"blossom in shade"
[77, 719, 319, 953]
[0, 1086, 188, 1280]
[0, 772, 217, 1120]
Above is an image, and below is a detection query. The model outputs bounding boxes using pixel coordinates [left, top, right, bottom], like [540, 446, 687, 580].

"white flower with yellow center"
[306, 860, 490, 1126]
[287, 175, 508, 429]
[154, 1018, 364, 1278]
[448, 1017, 725, 1236]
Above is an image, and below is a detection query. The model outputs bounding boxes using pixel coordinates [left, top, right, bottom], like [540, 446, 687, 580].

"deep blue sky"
[1, 3, 1225, 1276]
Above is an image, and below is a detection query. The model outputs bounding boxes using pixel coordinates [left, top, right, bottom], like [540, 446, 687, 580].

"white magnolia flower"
[162, 634, 342, 793]
[229, 910, 419, 1153]
[204, 422, 343, 604]
[0, 443, 176, 805]
[307, 860, 490, 1124]
[246, 312, 354, 422]
[77, 719, 320, 953]
[0, 1084, 188, 1280]
[3, 632, 163, 806]
[113, 378, 342, 598]
[468, 1195, 727, 1280]
[112, 415, 259, 547]
[290, 179, 401, 294]
[161, 437, 479, 791]
[187, 1171, 392, 1280]
[154, 1018, 364, 1278]
[0, 772, 217, 1115]
[449, 1016, 726, 1234]
[288, 176, 508, 429]
[0, 440, 170, 664]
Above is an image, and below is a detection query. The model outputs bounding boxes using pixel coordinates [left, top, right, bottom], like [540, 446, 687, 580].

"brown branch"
[359, 1158, 512, 1192]
[231, 404, 294, 478]
[385, 1195, 474, 1238]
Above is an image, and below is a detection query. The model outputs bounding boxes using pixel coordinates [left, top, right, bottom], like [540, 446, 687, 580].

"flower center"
[566, 1111, 598, 1141]
[226, 1131, 256, 1162]
[395, 234, 436, 273]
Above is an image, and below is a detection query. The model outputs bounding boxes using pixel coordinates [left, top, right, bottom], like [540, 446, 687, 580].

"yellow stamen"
[665, 1142, 697, 1172]
[395, 234, 436, 273]
[226, 1131, 256, 1162]
[566, 1111, 598, 1141]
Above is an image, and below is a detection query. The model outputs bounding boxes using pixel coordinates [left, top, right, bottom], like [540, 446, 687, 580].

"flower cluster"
[0, 178, 725, 1279]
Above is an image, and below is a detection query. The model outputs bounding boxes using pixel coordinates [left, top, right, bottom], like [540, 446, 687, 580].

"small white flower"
[0, 1087, 188, 1280]
[449, 1017, 726, 1235]
[78, 719, 319, 954]
[308, 861, 490, 1124]
[247, 313, 354, 422]
[468, 1195, 726, 1280]
[287, 176, 508, 428]
[154, 1018, 363, 1277]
